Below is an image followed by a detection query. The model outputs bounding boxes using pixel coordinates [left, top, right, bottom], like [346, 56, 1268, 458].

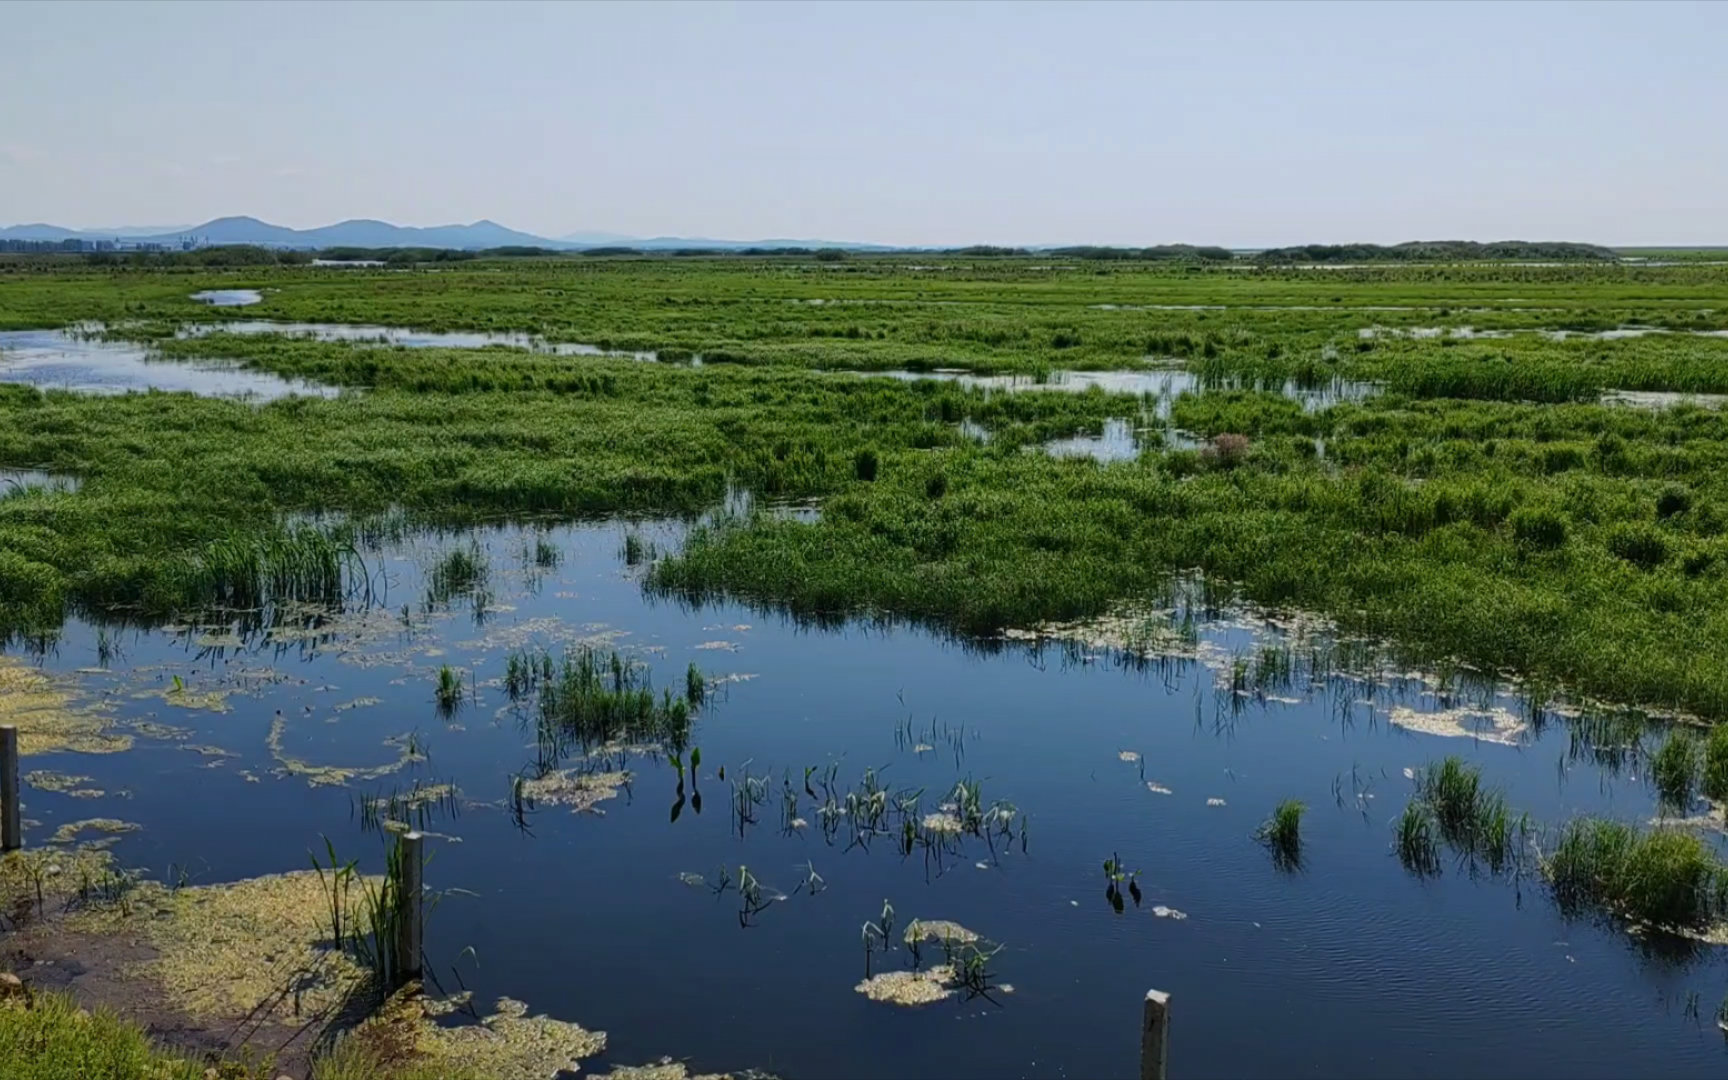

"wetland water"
[0, 328, 337, 399]
[8, 516, 1727, 1079]
[0, 322, 666, 397]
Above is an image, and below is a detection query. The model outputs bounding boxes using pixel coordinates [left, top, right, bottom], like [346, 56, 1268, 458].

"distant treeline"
[1252, 241, 1619, 263]
[71, 238, 1624, 268]
[1040, 245, 1237, 261]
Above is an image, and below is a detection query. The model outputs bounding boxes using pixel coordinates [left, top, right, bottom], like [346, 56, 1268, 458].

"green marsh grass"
[310, 832, 425, 994]
[0, 987, 280, 1080]
[433, 664, 464, 716]
[1651, 730, 1701, 810]
[1703, 725, 1728, 804]
[1395, 800, 1442, 876]
[1410, 757, 1529, 874]
[1544, 817, 1728, 930]
[1257, 799, 1305, 868]
[507, 645, 700, 750]
[11, 261, 1728, 725]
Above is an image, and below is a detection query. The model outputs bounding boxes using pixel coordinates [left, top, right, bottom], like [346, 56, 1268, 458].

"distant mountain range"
[0, 216, 895, 251]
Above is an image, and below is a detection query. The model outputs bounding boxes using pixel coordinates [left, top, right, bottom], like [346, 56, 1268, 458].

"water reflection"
[190, 290, 263, 307]
[0, 328, 337, 399]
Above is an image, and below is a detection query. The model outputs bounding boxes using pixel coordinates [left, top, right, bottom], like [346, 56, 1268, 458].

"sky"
[1, 0, 1724, 246]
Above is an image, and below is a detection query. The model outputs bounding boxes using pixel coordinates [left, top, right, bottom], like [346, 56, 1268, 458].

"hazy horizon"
[3, 0, 1724, 247]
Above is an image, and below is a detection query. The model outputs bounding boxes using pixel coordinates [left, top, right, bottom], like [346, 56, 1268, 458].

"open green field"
[5, 256, 1728, 717]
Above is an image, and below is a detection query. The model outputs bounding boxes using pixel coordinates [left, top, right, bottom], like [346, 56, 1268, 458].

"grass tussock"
[506, 645, 701, 751]
[1402, 756, 1530, 876]
[1650, 729, 1701, 810]
[1703, 724, 1728, 804]
[1256, 799, 1305, 867]
[1544, 817, 1728, 930]
[0, 987, 266, 1080]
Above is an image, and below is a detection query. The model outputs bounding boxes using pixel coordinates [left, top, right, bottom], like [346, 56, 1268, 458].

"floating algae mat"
[6, 517, 1728, 1078]
[0, 656, 127, 755]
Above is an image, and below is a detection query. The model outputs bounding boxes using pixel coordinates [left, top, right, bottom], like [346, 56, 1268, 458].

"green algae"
[0, 657, 128, 756]
[47, 818, 139, 845]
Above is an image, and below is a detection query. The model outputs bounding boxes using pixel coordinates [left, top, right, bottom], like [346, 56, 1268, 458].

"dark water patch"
[0, 328, 338, 399]
[5, 521, 1728, 1078]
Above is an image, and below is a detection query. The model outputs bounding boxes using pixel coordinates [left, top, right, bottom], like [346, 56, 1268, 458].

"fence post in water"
[0, 726, 19, 852]
[1140, 988, 1170, 1080]
[395, 831, 423, 987]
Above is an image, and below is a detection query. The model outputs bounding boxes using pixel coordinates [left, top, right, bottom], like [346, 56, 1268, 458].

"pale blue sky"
[2, 0, 1723, 245]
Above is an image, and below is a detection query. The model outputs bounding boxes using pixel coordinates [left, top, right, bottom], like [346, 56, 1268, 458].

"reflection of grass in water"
[1545, 817, 1728, 931]
[358, 780, 461, 836]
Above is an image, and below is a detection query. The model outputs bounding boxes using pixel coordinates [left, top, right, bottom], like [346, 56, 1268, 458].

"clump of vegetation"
[1395, 800, 1441, 876]
[1650, 730, 1701, 811]
[1702, 724, 1728, 804]
[1256, 799, 1305, 868]
[0, 986, 266, 1080]
[310, 833, 423, 994]
[434, 664, 464, 715]
[1606, 523, 1669, 569]
[1509, 505, 1567, 550]
[505, 645, 700, 750]
[426, 544, 488, 606]
[1544, 817, 1728, 930]
[1408, 757, 1527, 874]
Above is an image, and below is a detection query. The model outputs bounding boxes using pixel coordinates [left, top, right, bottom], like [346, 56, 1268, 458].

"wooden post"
[0, 726, 19, 852]
[1141, 988, 1170, 1080]
[395, 831, 423, 987]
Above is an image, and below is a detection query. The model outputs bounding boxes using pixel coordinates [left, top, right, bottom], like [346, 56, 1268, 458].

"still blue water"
[10, 518, 1728, 1079]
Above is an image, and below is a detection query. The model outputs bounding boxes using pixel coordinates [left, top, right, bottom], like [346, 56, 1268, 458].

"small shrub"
[1200, 433, 1251, 470]
[1510, 505, 1568, 550]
